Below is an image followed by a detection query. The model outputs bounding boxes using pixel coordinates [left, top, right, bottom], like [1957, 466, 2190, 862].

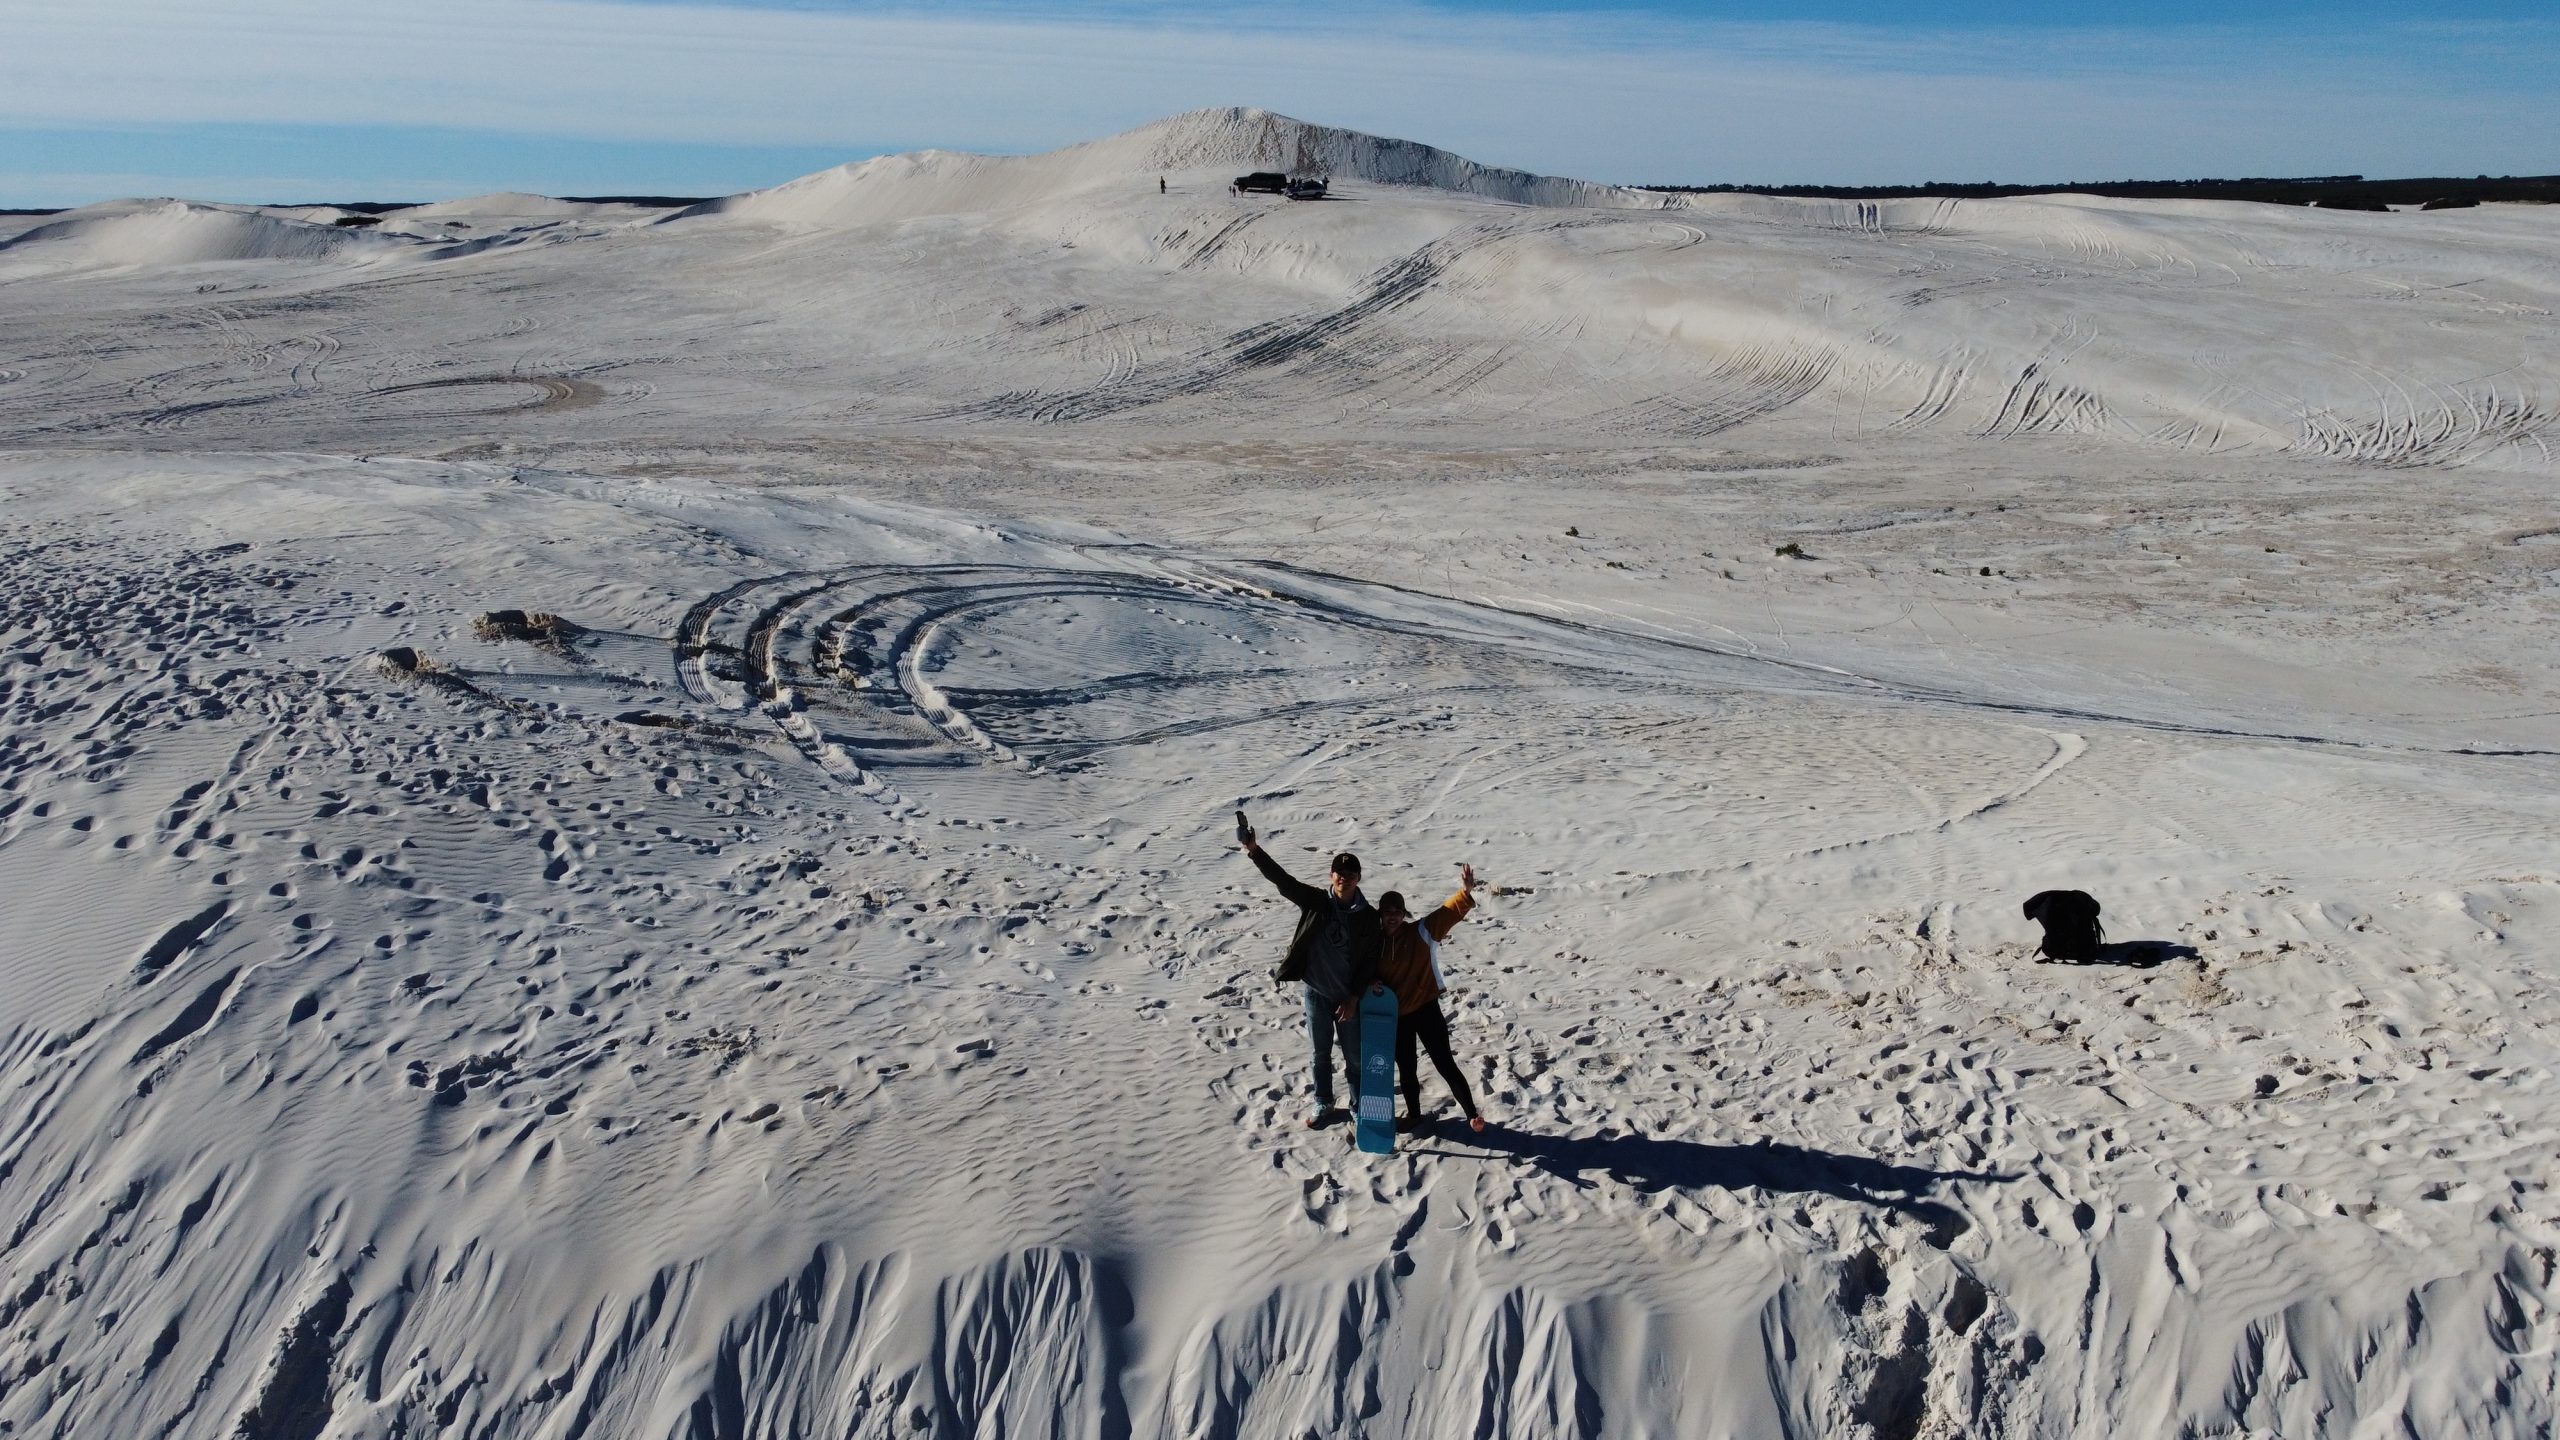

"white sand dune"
[9, 108, 2544, 473]
[680, 107, 1652, 231]
[0, 199, 414, 274]
[0, 112, 2556, 1439]
[399, 192, 661, 221]
[371, 193, 686, 242]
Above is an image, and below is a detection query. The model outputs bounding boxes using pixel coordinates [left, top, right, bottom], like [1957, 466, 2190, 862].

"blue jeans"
[1306, 989, 1362, 1108]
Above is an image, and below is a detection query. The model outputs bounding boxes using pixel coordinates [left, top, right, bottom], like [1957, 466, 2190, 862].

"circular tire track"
[664, 547, 2531, 808]
[349, 373, 605, 419]
[668, 562, 1576, 796]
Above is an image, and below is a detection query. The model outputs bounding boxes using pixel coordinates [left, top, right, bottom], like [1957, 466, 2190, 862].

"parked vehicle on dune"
[1231, 171, 1288, 195]
[1286, 177, 1329, 200]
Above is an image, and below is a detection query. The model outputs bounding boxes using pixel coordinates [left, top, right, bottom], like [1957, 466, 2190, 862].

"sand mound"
[681, 106, 1657, 229]
[1119, 106, 1652, 208]
[370, 645, 436, 678]
[388, 194, 685, 231]
[472, 609, 587, 652]
[0, 199, 405, 271]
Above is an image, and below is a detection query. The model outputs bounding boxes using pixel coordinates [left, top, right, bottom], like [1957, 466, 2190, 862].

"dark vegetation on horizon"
[0, 196, 709, 218]
[1635, 174, 2560, 210]
[10, 176, 2558, 218]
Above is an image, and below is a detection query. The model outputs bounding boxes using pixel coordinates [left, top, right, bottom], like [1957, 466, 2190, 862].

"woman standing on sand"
[1374, 865, 1488, 1134]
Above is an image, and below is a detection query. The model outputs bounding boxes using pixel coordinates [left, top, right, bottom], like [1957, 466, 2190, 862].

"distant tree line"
[1634, 174, 2560, 210]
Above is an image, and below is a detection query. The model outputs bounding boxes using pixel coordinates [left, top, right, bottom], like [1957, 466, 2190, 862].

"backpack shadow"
[2047, 939, 2201, 970]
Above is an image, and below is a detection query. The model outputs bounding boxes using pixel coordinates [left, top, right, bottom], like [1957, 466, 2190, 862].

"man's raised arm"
[1241, 817, 1325, 909]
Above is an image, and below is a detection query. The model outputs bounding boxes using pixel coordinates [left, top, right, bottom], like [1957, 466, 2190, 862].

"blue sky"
[2, 1, 2554, 207]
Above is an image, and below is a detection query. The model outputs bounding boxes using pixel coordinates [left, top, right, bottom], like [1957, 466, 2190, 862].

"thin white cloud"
[3, 0, 2554, 183]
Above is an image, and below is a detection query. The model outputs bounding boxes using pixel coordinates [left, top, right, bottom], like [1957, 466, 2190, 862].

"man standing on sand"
[1237, 810, 1379, 1129]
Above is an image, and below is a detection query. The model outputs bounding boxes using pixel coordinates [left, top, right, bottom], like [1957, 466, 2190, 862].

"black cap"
[1330, 851, 1361, 876]
[1378, 890, 1408, 915]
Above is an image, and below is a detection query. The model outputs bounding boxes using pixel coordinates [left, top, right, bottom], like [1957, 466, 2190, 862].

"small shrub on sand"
[473, 609, 586, 652]
[1774, 541, 1810, 559]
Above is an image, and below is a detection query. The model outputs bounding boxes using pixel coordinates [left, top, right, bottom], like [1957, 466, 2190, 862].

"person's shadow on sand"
[1416, 1129, 2014, 1246]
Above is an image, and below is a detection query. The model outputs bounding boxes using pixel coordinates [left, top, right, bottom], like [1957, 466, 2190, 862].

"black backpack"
[2022, 890, 2104, 963]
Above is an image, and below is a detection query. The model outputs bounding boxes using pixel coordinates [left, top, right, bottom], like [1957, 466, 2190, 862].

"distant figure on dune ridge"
[1375, 866, 1489, 1134]
[1238, 809, 1379, 1130]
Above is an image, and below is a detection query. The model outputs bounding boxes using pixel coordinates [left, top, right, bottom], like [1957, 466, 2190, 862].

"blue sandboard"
[1355, 986, 1400, 1154]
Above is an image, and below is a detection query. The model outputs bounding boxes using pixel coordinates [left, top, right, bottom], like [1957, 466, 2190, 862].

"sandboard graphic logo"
[1360, 1056, 1394, 1120]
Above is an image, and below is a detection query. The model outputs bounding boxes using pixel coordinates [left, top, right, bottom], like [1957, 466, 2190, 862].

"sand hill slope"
[0, 199, 414, 273]
[0, 110, 2557, 1440]
[3, 113, 2552, 474]
[0, 199, 409, 275]
[679, 106, 1655, 228]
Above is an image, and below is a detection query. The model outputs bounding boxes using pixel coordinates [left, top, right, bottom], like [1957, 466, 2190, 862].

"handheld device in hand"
[1235, 809, 1253, 845]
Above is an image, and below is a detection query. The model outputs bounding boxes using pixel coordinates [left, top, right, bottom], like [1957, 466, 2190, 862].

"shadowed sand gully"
[1, 109, 2557, 1439]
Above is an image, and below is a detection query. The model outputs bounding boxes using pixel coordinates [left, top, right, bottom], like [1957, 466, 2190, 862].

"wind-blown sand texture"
[1, 108, 2555, 1438]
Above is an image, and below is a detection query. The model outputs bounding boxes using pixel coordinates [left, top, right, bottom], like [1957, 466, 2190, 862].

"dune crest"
[0, 199, 405, 272]
[680, 105, 1656, 228]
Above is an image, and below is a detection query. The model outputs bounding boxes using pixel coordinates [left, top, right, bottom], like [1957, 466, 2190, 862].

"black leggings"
[1396, 1000, 1478, 1120]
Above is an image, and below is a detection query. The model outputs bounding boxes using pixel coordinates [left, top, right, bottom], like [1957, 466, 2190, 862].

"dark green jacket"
[1248, 846, 1378, 999]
